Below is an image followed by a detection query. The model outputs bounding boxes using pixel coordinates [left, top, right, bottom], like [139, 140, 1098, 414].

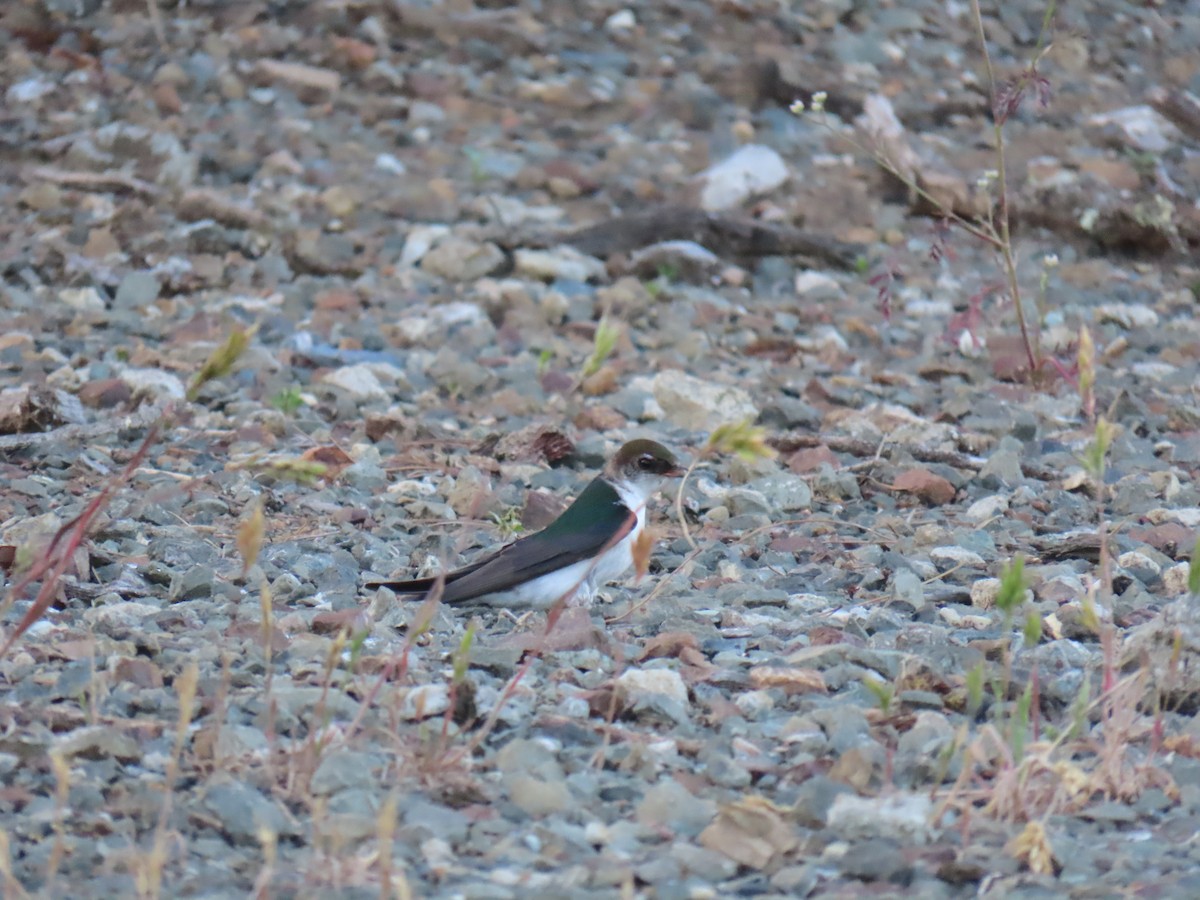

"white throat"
[610, 475, 657, 512]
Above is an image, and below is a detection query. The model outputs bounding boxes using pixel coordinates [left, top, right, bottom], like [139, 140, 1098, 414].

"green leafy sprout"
[271, 386, 304, 415]
[581, 315, 620, 379]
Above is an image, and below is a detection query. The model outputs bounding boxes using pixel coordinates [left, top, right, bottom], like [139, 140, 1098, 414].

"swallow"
[366, 439, 684, 608]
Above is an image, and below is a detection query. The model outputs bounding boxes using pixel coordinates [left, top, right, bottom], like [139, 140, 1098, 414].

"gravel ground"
[3, 0, 1200, 897]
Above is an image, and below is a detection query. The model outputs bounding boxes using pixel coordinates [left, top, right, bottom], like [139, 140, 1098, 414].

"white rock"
[467, 194, 565, 226]
[903, 296, 955, 317]
[957, 329, 986, 358]
[1095, 303, 1159, 329]
[604, 8, 636, 32]
[697, 144, 789, 211]
[794, 271, 840, 295]
[628, 241, 721, 280]
[398, 684, 450, 720]
[58, 287, 107, 312]
[1088, 105, 1178, 153]
[938, 608, 994, 629]
[643, 370, 758, 431]
[968, 576, 1034, 609]
[735, 690, 775, 717]
[396, 302, 486, 341]
[1163, 562, 1191, 596]
[584, 821, 611, 845]
[7, 78, 55, 103]
[1149, 470, 1181, 502]
[119, 367, 185, 401]
[826, 793, 935, 843]
[1131, 362, 1177, 381]
[321, 364, 390, 401]
[617, 668, 689, 708]
[408, 101, 445, 124]
[399, 224, 450, 267]
[964, 494, 1009, 524]
[1147, 508, 1200, 527]
[929, 546, 986, 570]
[786, 593, 836, 612]
[1118, 550, 1161, 579]
[513, 247, 606, 282]
[421, 237, 505, 281]
[374, 153, 407, 175]
[795, 325, 848, 354]
[83, 602, 161, 629]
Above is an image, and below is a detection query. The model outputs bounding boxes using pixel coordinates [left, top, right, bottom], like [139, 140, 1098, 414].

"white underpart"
[473, 475, 657, 610]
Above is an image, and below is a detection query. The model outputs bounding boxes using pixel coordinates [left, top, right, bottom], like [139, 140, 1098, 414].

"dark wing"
[366, 477, 635, 603]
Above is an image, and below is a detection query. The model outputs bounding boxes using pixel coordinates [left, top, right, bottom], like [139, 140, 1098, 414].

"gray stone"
[421, 237, 504, 281]
[725, 487, 772, 517]
[214, 724, 269, 761]
[53, 726, 141, 762]
[270, 684, 361, 728]
[748, 473, 813, 512]
[169, 565, 216, 602]
[403, 798, 471, 844]
[892, 568, 925, 609]
[671, 840, 739, 881]
[635, 779, 716, 837]
[792, 774, 855, 827]
[837, 837, 915, 884]
[310, 751, 382, 796]
[641, 370, 758, 431]
[323, 788, 381, 843]
[826, 792, 935, 844]
[978, 436, 1025, 486]
[202, 780, 300, 845]
[894, 712, 956, 787]
[500, 756, 570, 817]
[428, 345, 493, 396]
[67, 122, 197, 188]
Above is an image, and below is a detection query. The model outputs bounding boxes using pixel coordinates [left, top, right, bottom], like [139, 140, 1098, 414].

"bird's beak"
[665, 462, 686, 478]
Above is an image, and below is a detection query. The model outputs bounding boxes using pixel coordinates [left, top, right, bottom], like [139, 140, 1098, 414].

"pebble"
[892, 568, 925, 609]
[421, 238, 506, 281]
[202, 780, 301, 845]
[929, 546, 987, 569]
[320, 364, 391, 401]
[641, 370, 759, 431]
[513, 247, 606, 282]
[1095, 303, 1160, 330]
[254, 59, 341, 98]
[697, 144, 790, 211]
[636, 779, 716, 836]
[618, 668, 689, 710]
[119, 367, 186, 402]
[399, 224, 451, 267]
[113, 271, 161, 310]
[826, 793, 936, 844]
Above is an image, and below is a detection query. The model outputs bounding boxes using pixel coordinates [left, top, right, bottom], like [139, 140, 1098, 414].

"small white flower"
[789, 98, 806, 115]
[811, 91, 827, 113]
[975, 169, 999, 191]
[1042, 253, 1059, 268]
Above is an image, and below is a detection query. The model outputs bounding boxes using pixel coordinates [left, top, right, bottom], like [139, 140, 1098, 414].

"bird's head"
[607, 439, 685, 497]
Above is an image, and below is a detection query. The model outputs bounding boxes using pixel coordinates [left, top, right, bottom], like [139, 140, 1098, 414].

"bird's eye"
[638, 455, 655, 470]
